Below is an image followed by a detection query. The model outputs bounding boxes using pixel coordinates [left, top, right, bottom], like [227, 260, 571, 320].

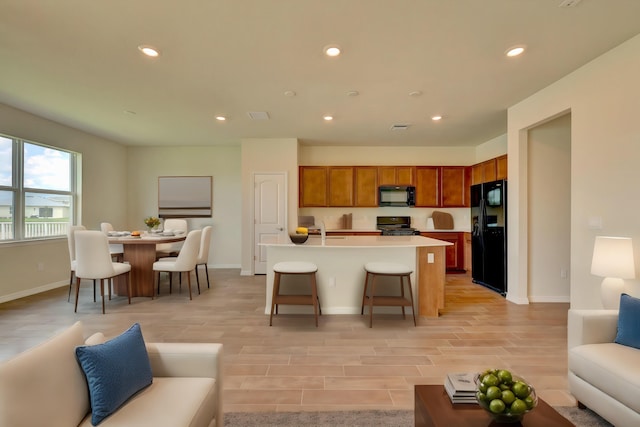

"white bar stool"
[270, 261, 321, 327]
[361, 261, 416, 328]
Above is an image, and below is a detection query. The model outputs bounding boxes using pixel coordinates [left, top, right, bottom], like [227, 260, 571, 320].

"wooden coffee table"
[415, 385, 574, 427]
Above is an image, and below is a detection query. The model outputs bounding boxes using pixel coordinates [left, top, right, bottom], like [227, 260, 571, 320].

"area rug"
[224, 407, 612, 426]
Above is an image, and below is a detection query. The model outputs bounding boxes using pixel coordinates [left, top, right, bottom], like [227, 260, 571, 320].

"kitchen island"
[261, 235, 451, 318]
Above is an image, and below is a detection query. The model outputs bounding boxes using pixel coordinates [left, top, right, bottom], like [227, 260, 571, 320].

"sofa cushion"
[77, 377, 218, 427]
[569, 342, 640, 413]
[615, 293, 640, 349]
[0, 321, 90, 427]
[76, 323, 153, 425]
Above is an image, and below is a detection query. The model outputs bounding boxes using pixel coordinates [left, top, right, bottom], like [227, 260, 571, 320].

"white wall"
[126, 145, 242, 268]
[299, 145, 476, 166]
[241, 138, 299, 275]
[527, 114, 571, 302]
[475, 134, 508, 163]
[0, 103, 127, 301]
[508, 33, 640, 308]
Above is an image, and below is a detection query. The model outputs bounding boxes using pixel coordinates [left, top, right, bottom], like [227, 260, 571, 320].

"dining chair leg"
[195, 266, 200, 289]
[205, 263, 210, 288]
[127, 272, 132, 305]
[169, 272, 173, 294]
[74, 277, 81, 313]
[187, 272, 193, 300]
[68, 271, 74, 302]
[93, 279, 96, 302]
[100, 279, 105, 314]
[108, 278, 112, 301]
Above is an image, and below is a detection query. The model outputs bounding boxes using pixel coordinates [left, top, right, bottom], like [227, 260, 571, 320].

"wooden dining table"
[108, 234, 186, 297]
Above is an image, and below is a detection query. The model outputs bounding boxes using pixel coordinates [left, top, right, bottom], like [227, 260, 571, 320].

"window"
[0, 134, 78, 241]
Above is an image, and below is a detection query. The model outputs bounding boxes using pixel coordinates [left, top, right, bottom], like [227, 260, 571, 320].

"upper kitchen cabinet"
[328, 167, 354, 207]
[415, 167, 439, 207]
[378, 166, 415, 186]
[354, 166, 378, 207]
[299, 166, 327, 207]
[415, 166, 470, 207]
[441, 166, 471, 207]
[496, 155, 508, 180]
[471, 155, 507, 185]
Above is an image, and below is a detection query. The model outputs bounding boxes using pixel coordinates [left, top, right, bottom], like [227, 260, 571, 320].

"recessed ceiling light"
[323, 45, 341, 57]
[409, 91, 422, 97]
[138, 45, 160, 57]
[431, 115, 442, 121]
[505, 45, 525, 57]
[284, 90, 296, 97]
[346, 90, 359, 97]
[215, 116, 227, 121]
[123, 110, 137, 116]
[323, 115, 334, 121]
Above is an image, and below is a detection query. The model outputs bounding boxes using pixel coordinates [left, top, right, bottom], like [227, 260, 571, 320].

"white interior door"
[254, 173, 287, 274]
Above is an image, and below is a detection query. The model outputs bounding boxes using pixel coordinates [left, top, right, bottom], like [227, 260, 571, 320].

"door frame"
[251, 171, 288, 275]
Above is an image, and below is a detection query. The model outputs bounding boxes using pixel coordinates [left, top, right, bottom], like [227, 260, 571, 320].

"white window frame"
[0, 133, 79, 242]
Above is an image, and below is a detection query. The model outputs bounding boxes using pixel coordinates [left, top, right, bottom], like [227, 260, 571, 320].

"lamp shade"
[591, 236, 635, 279]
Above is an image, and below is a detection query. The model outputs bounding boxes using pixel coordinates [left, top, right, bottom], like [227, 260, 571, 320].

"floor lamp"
[590, 236, 635, 310]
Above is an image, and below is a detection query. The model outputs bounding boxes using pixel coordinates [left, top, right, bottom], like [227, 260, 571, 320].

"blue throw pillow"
[615, 293, 640, 349]
[76, 323, 153, 425]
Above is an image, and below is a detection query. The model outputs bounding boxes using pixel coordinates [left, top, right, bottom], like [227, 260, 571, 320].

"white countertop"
[262, 234, 452, 247]
[316, 228, 471, 233]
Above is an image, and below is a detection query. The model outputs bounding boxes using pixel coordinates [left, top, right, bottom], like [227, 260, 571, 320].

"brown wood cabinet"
[471, 155, 507, 185]
[415, 166, 470, 207]
[496, 155, 508, 180]
[415, 167, 439, 207]
[422, 232, 465, 273]
[299, 166, 327, 207]
[328, 167, 354, 207]
[354, 167, 378, 207]
[441, 166, 471, 207]
[378, 166, 415, 185]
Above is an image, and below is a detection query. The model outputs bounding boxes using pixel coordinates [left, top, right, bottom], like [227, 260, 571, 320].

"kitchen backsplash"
[298, 207, 471, 232]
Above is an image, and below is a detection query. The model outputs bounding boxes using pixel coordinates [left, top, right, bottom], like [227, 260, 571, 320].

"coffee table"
[415, 385, 574, 427]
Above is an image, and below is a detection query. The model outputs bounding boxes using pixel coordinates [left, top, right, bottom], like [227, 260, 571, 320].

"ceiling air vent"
[247, 111, 270, 120]
[390, 124, 410, 131]
[559, 0, 581, 7]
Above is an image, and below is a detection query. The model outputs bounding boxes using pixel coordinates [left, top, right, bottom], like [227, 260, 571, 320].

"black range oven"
[376, 216, 421, 236]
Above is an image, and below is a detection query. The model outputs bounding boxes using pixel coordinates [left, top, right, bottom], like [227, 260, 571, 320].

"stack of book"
[444, 372, 478, 404]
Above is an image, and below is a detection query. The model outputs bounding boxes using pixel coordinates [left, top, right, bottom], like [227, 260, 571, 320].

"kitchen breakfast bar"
[261, 235, 452, 318]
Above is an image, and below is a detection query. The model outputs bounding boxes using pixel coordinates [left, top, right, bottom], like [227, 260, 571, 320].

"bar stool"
[270, 261, 322, 327]
[361, 261, 416, 328]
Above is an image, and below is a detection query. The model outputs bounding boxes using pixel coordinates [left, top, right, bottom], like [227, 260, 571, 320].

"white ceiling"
[1, 0, 640, 147]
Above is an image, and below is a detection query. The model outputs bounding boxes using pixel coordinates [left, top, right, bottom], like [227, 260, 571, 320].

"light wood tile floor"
[0, 269, 576, 412]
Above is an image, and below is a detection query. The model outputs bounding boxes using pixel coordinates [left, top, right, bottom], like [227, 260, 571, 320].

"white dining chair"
[100, 222, 124, 262]
[66, 225, 97, 302]
[195, 226, 212, 289]
[156, 218, 188, 258]
[74, 230, 132, 314]
[153, 229, 201, 300]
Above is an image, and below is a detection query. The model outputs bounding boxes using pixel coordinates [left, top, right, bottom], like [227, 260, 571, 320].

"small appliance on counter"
[376, 216, 421, 236]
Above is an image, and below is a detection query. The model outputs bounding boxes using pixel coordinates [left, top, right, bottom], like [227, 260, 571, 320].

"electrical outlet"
[427, 253, 435, 263]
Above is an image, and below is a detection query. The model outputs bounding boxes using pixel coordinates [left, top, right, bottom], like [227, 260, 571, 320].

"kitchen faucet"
[319, 221, 326, 245]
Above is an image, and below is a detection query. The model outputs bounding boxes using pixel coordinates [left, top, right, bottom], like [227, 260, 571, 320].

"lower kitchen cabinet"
[422, 232, 466, 273]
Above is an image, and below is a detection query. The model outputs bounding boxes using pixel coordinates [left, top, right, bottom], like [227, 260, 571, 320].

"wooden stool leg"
[269, 272, 281, 326]
[369, 274, 376, 328]
[400, 275, 406, 319]
[311, 273, 319, 327]
[361, 271, 371, 315]
[407, 274, 417, 326]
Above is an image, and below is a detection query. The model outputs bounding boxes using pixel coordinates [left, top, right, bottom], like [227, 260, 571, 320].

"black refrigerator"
[471, 180, 507, 295]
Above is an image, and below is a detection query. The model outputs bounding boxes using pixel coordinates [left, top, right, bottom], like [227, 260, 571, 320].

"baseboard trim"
[0, 280, 68, 304]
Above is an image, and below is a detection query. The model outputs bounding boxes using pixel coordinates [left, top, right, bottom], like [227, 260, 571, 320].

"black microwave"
[379, 185, 416, 207]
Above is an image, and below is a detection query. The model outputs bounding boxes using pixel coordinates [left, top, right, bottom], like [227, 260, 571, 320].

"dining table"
[108, 234, 186, 297]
